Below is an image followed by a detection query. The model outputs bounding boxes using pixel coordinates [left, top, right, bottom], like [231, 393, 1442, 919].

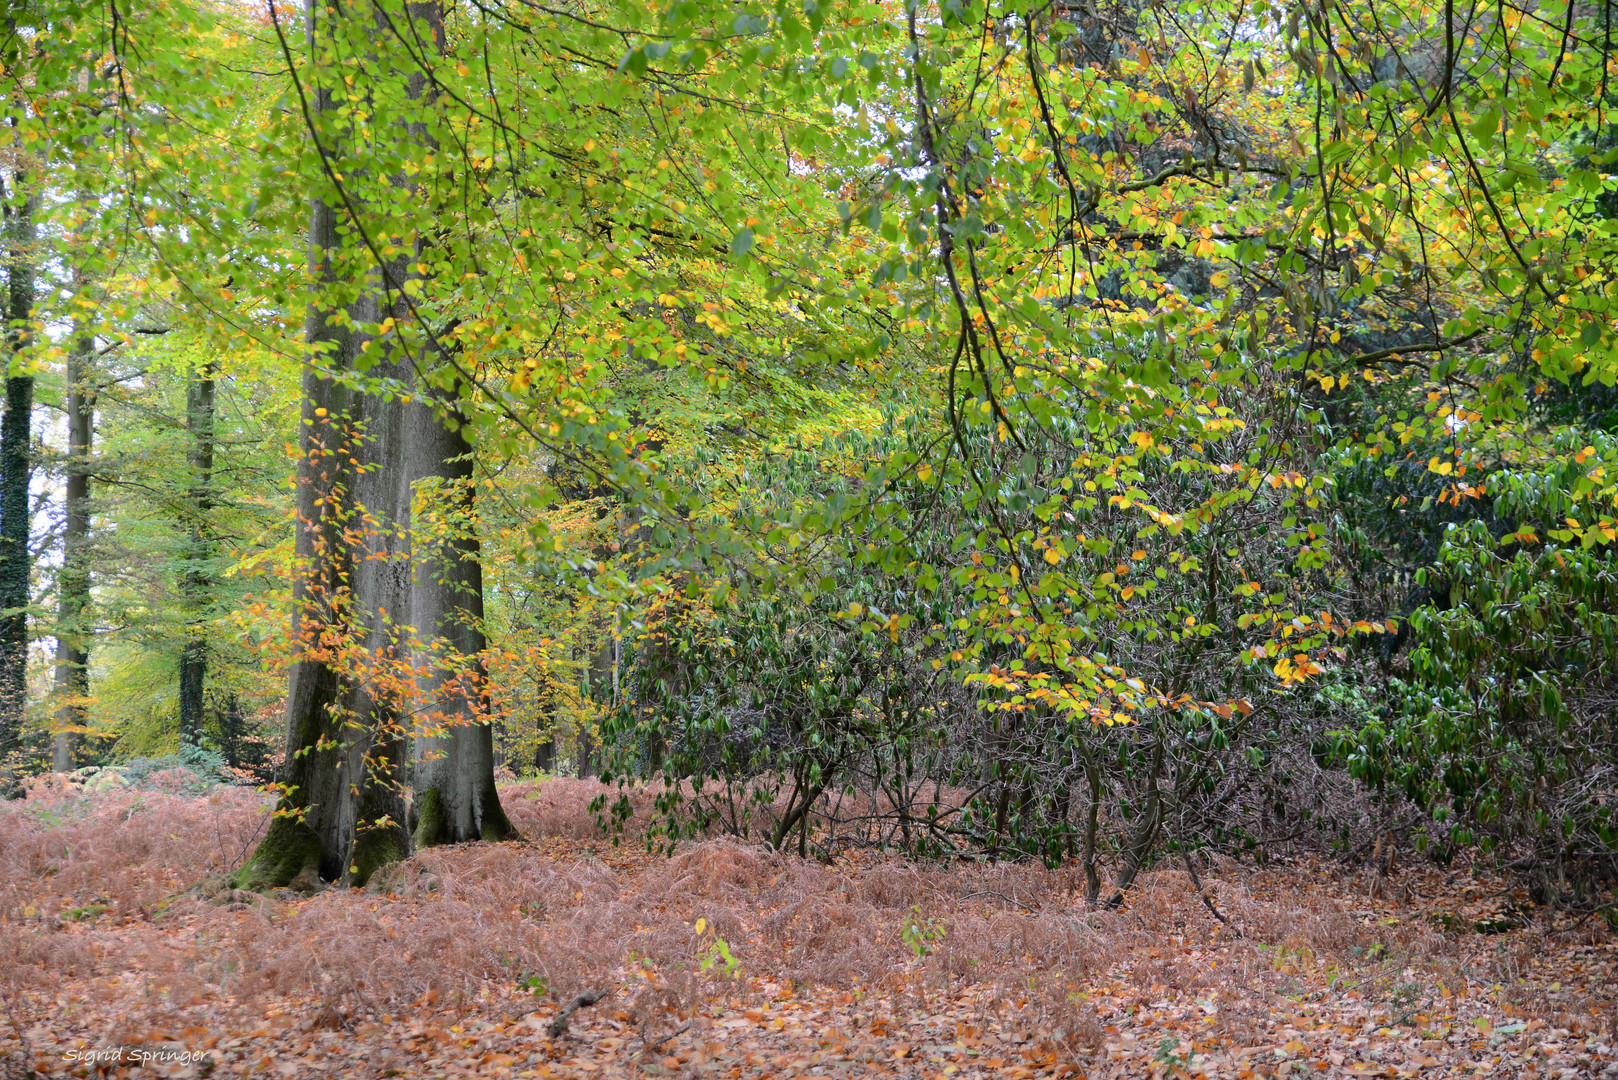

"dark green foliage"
[1333, 435, 1618, 903]
[210, 698, 279, 786]
[118, 743, 231, 793]
[602, 388, 1366, 875]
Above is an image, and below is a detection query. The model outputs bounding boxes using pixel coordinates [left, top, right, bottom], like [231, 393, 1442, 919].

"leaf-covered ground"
[2, 778, 1615, 1079]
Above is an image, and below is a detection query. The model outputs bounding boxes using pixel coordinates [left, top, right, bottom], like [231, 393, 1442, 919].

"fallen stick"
[547, 987, 613, 1038]
[636, 1020, 693, 1058]
[958, 890, 1038, 913]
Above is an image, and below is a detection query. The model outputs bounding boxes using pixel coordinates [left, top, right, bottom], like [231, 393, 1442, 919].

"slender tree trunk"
[530, 674, 556, 774]
[1081, 751, 1103, 905]
[408, 389, 512, 846]
[577, 636, 614, 778]
[577, 722, 597, 779]
[51, 332, 93, 772]
[770, 772, 828, 853]
[178, 359, 215, 748]
[0, 177, 35, 757]
[1105, 729, 1164, 908]
[234, 0, 415, 889]
[1051, 776, 1073, 863]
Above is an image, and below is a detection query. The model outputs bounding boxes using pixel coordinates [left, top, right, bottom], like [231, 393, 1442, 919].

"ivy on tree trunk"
[0, 176, 33, 758]
[178, 358, 215, 748]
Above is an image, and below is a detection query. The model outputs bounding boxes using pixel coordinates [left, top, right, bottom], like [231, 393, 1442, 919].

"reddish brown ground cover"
[2, 775, 1614, 1079]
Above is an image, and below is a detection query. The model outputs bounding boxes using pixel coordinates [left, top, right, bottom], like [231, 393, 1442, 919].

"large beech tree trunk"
[0, 177, 34, 757]
[233, 0, 418, 889]
[51, 332, 93, 772]
[237, 0, 510, 884]
[408, 390, 512, 846]
[236, 221, 414, 887]
[396, 0, 509, 849]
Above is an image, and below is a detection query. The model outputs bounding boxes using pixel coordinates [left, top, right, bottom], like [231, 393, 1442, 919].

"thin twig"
[1182, 850, 1241, 936]
[958, 890, 1039, 913]
[1330, 959, 1409, 995]
[635, 1020, 693, 1057]
[228, 803, 271, 876]
[1546, 903, 1617, 936]
[1340, 818, 1422, 865]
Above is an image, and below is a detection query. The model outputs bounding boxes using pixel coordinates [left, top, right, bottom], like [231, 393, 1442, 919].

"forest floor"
[2, 776, 1616, 1080]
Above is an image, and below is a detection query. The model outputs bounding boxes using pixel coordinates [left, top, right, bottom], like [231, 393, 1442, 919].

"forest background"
[0, 0, 1615, 924]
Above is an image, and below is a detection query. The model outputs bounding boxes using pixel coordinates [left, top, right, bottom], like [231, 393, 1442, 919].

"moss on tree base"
[350, 826, 404, 887]
[479, 783, 515, 842]
[412, 786, 444, 850]
[411, 784, 517, 848]
[230, 813, 320, 891]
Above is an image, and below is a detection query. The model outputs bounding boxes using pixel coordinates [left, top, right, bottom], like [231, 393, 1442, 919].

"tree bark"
[51, 332, 93, 772]
[178, 359, 215, 748]
[575, 636, 615, 778]
[234, 0, 418, 889]
[1081, 751, 1103, 905]
[236, 224, 414, 886]
[0, 176, 35, 757]
[1105, 729, 1164, 908]
[408, 390, 512, 846]
[577, 724, 597, 779]
[396, 0, 509, 849]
